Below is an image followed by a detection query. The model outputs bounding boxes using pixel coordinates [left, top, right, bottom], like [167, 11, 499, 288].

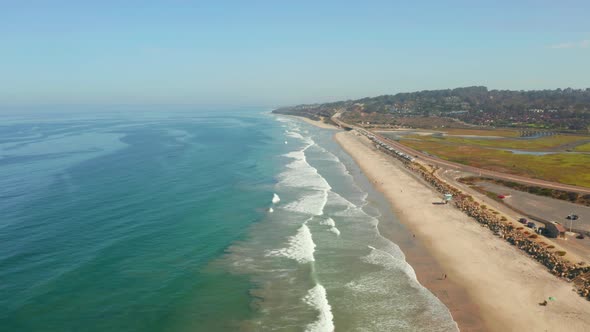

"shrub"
[556, 251, 566, 256]
[547, 245, 555, 249]
[501, 217, 507, 221]
[481, 205, 487, 209]
[529, 234, 538, 239]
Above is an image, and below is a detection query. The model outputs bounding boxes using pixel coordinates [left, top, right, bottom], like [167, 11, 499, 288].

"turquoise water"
[0, 109, 457, 331]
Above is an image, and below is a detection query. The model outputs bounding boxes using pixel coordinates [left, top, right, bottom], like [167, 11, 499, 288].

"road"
[478, 181, 590, 233]
[331, 116, 590, 195]
[438, 169, 590, 261]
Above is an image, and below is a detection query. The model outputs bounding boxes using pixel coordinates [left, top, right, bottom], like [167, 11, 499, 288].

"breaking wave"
[282, 190, 328, 216]
[319, 218, 341, 236]
[303, 284, 335, 332]
[272, 193, 280, 204]
[267, 222, 316, 264]
[286, 131, 304, 139]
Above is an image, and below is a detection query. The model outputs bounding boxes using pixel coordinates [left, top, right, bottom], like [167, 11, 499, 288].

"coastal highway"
[331, 116, 590, 195]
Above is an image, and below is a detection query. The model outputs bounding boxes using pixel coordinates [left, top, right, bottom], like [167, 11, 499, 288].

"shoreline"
[281, 114, 340, 130]
[334, 130, 590, 332]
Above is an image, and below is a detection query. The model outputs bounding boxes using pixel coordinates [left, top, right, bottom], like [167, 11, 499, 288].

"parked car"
[526, 222, 536, 229]
[577, 234, 585, 239]
[518, 218, 528, 224]
[567, 214, 579, 220]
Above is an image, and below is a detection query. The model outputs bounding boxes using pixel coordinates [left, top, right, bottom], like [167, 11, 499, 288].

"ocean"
[0, 108, 457, 331]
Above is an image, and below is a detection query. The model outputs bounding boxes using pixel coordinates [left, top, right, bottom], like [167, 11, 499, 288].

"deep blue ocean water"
[0, 108, 457, 331]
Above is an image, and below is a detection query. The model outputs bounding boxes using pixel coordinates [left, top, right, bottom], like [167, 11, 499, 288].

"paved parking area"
[478, 182, 590, 233]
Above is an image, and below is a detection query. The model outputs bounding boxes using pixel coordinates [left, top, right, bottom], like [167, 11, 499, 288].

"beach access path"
[335, 130, 590, 332]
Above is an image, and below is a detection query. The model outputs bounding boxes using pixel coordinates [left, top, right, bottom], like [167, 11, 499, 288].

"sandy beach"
[287, 115, 340, 130]
[335, 130, 590, 332]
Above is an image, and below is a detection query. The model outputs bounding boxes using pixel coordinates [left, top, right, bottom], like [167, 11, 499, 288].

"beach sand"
[335, 130, 590, 332]
[287, 115, 340, 130]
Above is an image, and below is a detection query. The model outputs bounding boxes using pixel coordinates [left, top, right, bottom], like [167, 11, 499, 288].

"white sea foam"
[282, 191, 328, 216]
[275, 117, 292, 124]
[319, 218, 335, 227]
[279, 148, 331, 191]
[309, 144, 341, 162]
[272, 193, 281, 204]
[319, 218, 340, 236]
[279, 166, 330, 190]
[326, 191, 356, 208]
[362, 246, 417, 280]
[326, 191, 375, 219]
[269, 207, 274, 213]
[286, 131, 304, 139]
[342, 246, 458, 331]
[267, 222, 316, 263]
[303, 284, 335, 332]
[329, 227, 340, 236]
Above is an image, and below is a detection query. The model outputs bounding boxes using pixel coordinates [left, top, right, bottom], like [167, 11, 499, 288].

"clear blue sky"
[1, 0, 589, 107]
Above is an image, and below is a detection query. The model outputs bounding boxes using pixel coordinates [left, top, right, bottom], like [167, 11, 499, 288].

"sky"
[1, 0, 589, 107]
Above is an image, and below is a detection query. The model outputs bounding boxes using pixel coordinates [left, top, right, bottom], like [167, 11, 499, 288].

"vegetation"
[273, 86, 590, 188]
[574, 142, 590, 152]
[404, 133, 590, 151]
[273, 86, 590, 131]
[442, 128, 520, 137]
[400, 139, 590, 188]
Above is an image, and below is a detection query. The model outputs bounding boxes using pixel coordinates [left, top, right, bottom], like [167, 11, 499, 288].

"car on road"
[577, 234, 585, 239]
[567, 214, 579, 220]
[526, 222, 536, 229]
[518, 218, 528, 224]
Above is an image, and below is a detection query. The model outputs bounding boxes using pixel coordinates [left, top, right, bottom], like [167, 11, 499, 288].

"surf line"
[302, 219, 335, 332]
[275, 120, 335, 331]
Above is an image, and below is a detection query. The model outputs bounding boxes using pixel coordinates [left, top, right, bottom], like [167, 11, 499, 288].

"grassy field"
[405, 133, 590, 151]
[574, 142, 590, 152]
[400, 139, 590, 188]
[442, 128, 520, 138]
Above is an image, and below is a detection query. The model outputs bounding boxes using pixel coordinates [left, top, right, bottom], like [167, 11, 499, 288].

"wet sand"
[335, 130, 590, 332]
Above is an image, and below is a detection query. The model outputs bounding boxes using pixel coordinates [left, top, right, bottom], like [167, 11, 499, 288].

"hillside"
[273, 86, 590, 131]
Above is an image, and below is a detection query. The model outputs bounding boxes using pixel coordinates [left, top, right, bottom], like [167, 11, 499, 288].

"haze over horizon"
[1, 0, 590, 107]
